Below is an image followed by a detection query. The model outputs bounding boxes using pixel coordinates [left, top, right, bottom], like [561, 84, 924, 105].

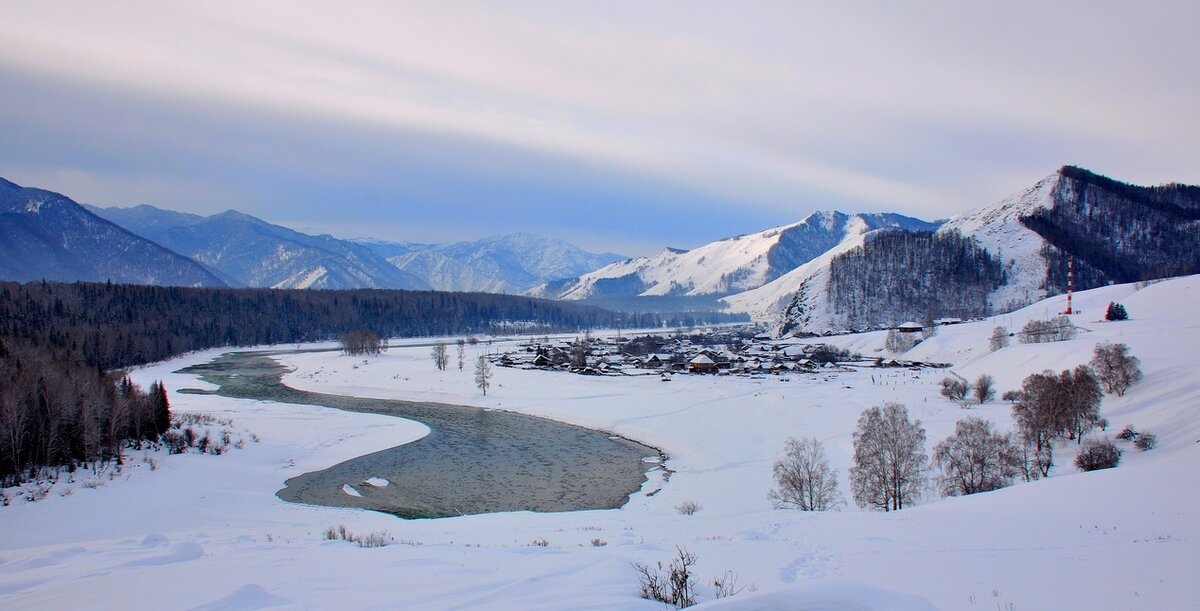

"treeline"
[822, 230, 1005, 330]
[0, 280, 665, 371]
[0, 339, 170, 485]
[1023, 166, 1200, 293]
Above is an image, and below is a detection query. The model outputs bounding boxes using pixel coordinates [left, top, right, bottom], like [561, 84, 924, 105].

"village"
[490, 323, 949, 379]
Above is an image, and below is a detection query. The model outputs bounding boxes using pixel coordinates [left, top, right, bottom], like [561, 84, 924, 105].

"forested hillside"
[779, 231, 1005, 335]
[1026, 166, 1200, 294]
[0, 281, 663, 371]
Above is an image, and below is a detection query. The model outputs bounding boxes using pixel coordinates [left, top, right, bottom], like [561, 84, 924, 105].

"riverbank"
[2, 277, 1199, 609]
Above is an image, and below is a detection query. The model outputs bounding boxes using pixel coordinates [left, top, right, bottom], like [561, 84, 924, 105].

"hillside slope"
[90, 205, 429, 290]
[0, 179, 225, 287]
[550, 211, 938, 302]
[776, 167, 1200, 334]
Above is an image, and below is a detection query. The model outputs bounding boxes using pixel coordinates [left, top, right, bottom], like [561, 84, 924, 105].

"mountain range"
[0, 178, 224, 287]
[774, 166, 1200, 334]
[3, 166, 1197, 335]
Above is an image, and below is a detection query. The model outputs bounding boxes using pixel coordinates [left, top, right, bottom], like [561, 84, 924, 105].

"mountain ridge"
[0, 179, 226, 287]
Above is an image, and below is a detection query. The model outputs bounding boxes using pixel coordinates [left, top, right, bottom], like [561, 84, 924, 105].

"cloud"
[1, 1, 1197, 252]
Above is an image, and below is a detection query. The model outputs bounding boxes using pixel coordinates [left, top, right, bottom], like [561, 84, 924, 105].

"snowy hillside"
[2, 276, 1196, 609]
[0, 179, 225, 287]
[89, 205, 430, 290]
[720, 215, 875, 320]
[935, 173, 1055, 312]
[773, 166, 1200, 334]
[551, 211, 937, 301]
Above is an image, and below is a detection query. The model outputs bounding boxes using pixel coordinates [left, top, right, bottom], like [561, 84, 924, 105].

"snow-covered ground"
[2, 277, 1198, 609]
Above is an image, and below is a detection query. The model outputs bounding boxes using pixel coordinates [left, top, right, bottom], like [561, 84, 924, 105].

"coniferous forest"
[0, 281, 671, 371]
[0, 280, 682, 484]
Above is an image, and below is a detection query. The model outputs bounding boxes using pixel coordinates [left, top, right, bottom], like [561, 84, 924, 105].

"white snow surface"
[938, 173, 1058, 312]
[558, 216, 838, 300]
[2, 277, 1199, 609]
[721, 218, 873, 322]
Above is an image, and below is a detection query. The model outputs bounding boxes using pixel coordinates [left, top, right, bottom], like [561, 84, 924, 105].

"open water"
[177, 351, 662, 518]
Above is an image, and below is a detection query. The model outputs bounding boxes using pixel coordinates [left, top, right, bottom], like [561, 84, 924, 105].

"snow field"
[1, 277, 1198, 609]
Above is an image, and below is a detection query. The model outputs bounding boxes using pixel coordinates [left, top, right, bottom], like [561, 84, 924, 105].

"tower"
[1064, 256, 1074, 315]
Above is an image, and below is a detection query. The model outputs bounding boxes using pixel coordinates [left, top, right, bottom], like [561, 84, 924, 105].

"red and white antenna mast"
[1064, 256, 1074, 315]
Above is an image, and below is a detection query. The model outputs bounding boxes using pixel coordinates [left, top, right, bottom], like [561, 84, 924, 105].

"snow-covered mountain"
[88, 205, 430, 290]
[544, 212, 939, 303]
[367, 233, 624, 294]
[775, 166, 1200, 335]
[0, 178, 225, 287]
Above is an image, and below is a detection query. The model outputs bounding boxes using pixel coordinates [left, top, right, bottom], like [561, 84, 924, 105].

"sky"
[1, 2, 1197, 256]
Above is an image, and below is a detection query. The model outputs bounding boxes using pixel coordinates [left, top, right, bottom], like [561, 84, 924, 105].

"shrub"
[1133, 433, 1157, 451]
[675, 500, 702, 515]
[1115, 424, 1138, 441]
[633, 547, 697, 608]
[324, 524, 393, 548]
[1075, 439, 1122, 471]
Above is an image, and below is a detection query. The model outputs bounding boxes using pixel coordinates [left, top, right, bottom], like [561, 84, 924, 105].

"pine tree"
[1105, 302, 1129, 321]
[149, 381, 171, 438]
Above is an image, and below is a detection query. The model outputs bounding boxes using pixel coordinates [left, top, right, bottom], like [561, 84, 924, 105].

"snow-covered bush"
[1134, 432, 1157, 451]
[1115, 424, 1138, 441]
[633, 547, 697, 608]
[675, 500, 702, 515]
[1075, 439, 1122, 472]
[323, 525, 393, 548]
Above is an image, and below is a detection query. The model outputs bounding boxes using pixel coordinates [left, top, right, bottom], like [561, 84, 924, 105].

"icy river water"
[177, 351, 662, 519]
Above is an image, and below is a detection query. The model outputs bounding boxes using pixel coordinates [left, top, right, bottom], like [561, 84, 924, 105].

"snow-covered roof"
[690, 354, 715, 364]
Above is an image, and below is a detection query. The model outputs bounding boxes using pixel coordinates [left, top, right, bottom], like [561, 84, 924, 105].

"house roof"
[690, 354, 715, 364]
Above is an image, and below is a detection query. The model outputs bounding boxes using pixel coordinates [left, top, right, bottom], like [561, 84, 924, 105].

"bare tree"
[973, 374, 996, 404]
[885, 329, 917, 353]
[1089, 342, 1143, 396]
[1019, 316, 1075, 344]
[431, 342, 449, 371]
[1012, 366, 1104, 477]
[768, 436, 843, 511]
[989, 326, 1010, 351]
[456, 339, 466, 371]
[340, 329, 383, 356]
[849, 402, 929, 511]
[474, 355, 492, 396]
[939, 377, 970, 405]
[934, 417, 1021, 496]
